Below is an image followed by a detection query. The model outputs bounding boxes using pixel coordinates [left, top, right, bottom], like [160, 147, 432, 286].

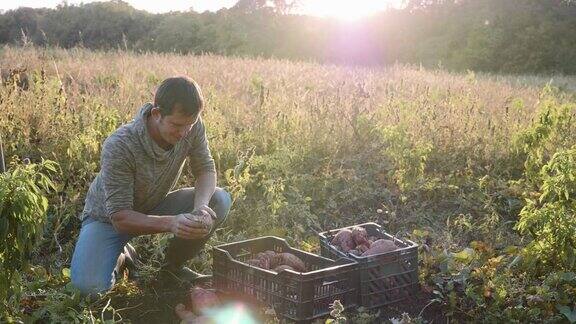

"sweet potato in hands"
[186, 210, 213, 231]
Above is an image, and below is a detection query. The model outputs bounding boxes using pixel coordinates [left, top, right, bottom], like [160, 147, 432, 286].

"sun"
[300, 0, 399, 22]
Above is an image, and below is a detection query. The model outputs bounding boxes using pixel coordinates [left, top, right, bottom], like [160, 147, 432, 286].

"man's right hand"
[170, 213, 210, 239]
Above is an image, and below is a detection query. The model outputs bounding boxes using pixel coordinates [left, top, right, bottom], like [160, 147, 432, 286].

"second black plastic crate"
[318, 222, 419, 309]
[212, 236, 359, 323]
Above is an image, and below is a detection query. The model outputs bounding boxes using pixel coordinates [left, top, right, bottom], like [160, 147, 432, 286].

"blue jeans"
[70, 187, 232, 295]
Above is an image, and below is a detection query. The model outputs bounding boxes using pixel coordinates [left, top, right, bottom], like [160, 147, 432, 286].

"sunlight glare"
[301, 0, 400, 22]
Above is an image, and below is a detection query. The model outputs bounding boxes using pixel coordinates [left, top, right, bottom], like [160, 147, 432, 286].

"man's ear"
[150, 106, 163, 120]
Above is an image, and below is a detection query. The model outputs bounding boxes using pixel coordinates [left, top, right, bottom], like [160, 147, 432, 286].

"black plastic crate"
[318, 222, 419, 309]
[212, 236, 359, 323]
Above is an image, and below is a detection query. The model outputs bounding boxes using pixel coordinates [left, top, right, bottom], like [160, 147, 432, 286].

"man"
[70, 76, 232, 295]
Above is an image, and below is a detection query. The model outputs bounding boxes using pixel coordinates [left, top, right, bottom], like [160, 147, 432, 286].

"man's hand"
[194, 205, 217, 223]
[170, 213, 210, 239]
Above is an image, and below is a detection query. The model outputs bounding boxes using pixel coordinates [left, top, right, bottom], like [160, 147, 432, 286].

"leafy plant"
[514, 88, 575, 182]
[0, 159, 57, 313]
[516, 145, 576, 272]
[326, 300, 346, 324]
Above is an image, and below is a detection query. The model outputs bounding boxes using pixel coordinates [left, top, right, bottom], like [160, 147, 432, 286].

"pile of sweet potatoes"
[245, 250, 307, 273]
[330, 226, 398, 256]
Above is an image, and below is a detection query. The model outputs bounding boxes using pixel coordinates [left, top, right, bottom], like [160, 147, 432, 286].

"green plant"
[29, 283, 124, 323]
[390, 313, 426, 324]
[326, 300, 346, 324]
[514, 88, 575, 181]
[377, 125, 433, 192]
[0, 159, 57, 312]
[516, 145, 576, 272]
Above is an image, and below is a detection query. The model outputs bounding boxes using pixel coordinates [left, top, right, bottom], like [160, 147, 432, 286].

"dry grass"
[2, 46, 565, 161]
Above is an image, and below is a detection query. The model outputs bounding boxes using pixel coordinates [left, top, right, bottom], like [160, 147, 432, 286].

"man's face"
[152, 104, 199, 145]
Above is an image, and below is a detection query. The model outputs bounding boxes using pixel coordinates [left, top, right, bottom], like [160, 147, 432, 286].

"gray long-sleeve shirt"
[80, 103, 216, 223]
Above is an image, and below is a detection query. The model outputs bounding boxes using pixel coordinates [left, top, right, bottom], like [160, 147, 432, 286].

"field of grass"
[1, 46, 575, 323]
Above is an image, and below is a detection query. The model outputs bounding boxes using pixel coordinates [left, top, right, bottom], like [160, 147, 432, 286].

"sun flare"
[301, 0, 400, 22]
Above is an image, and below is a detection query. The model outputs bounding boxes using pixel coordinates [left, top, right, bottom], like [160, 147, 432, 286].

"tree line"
[1, 0, 575, 74]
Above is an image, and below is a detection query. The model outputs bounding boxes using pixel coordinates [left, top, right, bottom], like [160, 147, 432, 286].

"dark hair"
[154, 76, 204, 116]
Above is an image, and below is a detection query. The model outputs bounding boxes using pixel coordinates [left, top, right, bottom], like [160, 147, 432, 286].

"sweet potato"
[356, 243, 370, 254]
[351, 226, 369, 246]
[371, 239, 398, 249]
[186, 211, 213, 230]
[189, 286, 220, 315]
[271, 253, 306, 272]
[256, 250, 276, 260]
[250, 257, 271, 269]
[330, 229, 355, 252]
[253, 250, 276, 269]
[246, 258, 266, 269]
[361, 239, 398, 256]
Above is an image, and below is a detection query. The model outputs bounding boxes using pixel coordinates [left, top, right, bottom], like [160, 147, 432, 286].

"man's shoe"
[123, 243, 141, 277]
[160, 265, 211, 285]
[114, 243, 140, 280]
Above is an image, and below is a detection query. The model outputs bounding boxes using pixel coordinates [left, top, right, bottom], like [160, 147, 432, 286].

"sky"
[0, 0, 403, 21]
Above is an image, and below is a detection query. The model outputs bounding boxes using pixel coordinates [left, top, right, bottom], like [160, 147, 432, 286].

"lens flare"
[205, 302, 259, 324]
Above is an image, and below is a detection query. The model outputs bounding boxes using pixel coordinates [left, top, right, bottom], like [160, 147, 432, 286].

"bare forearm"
[194, 172, 216, 208]
[111, 210, 173, 235]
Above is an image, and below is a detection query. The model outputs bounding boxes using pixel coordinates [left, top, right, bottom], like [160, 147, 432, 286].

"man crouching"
[70, 76, 231, 294]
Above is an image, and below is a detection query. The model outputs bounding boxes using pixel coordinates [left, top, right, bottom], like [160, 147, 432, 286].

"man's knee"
[69, 220, 125, 296]
[71, 272, 114, 296]
[210, 188, 232, 222]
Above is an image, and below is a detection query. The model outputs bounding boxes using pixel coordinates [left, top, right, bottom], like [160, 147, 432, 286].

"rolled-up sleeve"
[100, 138, 135, 217]
[187, 117, 216, 177]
